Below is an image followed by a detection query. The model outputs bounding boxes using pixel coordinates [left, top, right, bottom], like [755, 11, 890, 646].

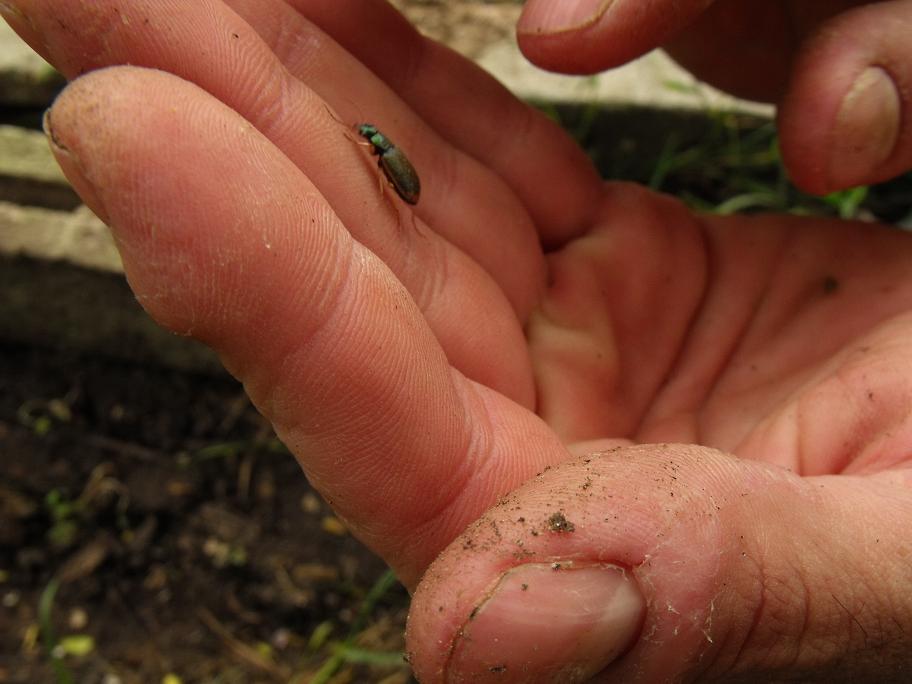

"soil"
[0, 343, 412, 683]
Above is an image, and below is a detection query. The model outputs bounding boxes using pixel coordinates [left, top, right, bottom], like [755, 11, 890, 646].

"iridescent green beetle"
[357, 124, 421, 206]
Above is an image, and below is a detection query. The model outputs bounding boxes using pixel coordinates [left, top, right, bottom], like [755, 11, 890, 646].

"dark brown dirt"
[0, 342, 412, 684]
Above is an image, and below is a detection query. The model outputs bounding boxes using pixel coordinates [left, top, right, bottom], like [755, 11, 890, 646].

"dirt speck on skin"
[546, 512, 575, 533]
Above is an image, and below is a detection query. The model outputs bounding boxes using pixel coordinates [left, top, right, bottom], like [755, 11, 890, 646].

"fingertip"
[827, 67, 901, 191]
[779, 3, 912, 194]
[406, 445, 731, 683]
[517, 0, 613, 36]
[516, 0, 618, 74]
[780, 63, 903, 195]
[45, 66, 187, 187]
[515, 0, 635, 74]
[44, 78, 111, 224]
[516, 0, 713, 74]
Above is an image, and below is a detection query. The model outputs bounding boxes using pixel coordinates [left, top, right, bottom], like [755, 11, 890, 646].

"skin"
[517, 0, 912, 194]
[5, 0, 912, 681]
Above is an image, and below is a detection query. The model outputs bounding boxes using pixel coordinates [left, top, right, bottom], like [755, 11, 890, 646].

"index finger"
[516, 0, 715, 72]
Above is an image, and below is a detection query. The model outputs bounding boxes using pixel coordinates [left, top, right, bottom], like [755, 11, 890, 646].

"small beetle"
[357, 124, 421, 206]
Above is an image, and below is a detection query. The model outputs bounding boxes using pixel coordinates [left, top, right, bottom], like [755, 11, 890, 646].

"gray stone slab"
[0, 124, 80, 208]
[0, 123, 65, 183]
[0, 201, 120, 272]
[0, 19, 63, 106]
[0, 124, 114, 271]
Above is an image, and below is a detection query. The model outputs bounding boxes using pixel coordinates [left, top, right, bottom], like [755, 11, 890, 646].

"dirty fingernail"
[446, 563, 644, 683]
[44, 107, 110, 224]
[518, 0, 614, 35]
[828, 67, 900, 190]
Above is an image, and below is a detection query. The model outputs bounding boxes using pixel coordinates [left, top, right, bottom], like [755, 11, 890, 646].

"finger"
[5, 0, 545, 324]
[778, 0, 912, 194]
[660, 1, 862, 103]
[7, 0, 538, 403]
[45, 66, 568, 585]
[515, 0, 715, 74]
[408, 445, 912, 682]
[272, 0, 603, 245]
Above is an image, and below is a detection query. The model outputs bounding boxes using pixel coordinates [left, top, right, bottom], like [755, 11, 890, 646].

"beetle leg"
[377, 161, 388, 198]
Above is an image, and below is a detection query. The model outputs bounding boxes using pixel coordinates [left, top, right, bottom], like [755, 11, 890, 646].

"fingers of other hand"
[408, 445, 912, 683]
[516, 0, 715, 73]
[779, 1, 912, 194]
[515, 0, 912, 194]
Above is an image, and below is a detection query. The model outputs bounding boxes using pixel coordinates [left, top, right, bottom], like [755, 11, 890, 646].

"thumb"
[515, 0, 715, 74]
[407, 444, 912, 682]
[779, 1, 911, 194]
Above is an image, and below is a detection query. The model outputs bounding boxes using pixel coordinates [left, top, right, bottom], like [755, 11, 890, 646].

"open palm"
[13, 0, 912, 680]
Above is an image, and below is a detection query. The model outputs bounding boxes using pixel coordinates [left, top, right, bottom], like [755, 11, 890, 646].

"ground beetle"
[357, 124, 421, 206]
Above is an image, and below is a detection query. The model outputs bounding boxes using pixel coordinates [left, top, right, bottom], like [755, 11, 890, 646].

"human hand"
[518, 0, 912, 195]
[7, 0, 912, 681]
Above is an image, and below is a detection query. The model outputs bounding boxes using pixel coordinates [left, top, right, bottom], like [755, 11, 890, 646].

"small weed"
[192, 437, 288, 462]
[17, 398, 72, 436]
[303, 569, 405, 684]
[44, 490, 82, 549]
[39, 580, 69, 684]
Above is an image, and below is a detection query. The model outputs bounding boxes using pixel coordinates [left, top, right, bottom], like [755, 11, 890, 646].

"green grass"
[540, 101, 912, 223]
[39, 579, 74, 684]
[302, 569, 407, 684]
